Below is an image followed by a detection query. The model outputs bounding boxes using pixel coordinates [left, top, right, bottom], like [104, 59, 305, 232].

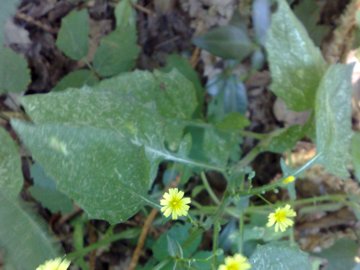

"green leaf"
[315, 64, 354, 178]
[153, 223, 202, 261]
[0, 47, 30, 93]
[193, 25, 254, 60]
[265, 0, 326, 111]
[29, 163, 73, 213]
[192, 251, 213, 270]
[93, 0, 139, 77]
[114, 0, 136, 29]
[24, 69, 197, 123]
[264, 125, 304, 154]
[250, 243, 312, 270]
[351, 133, 360, 182]
[316, 238, 359, 270]
[20, 69, 204, 172]
[0, 190, 61, 269]
[163, 54, 204, 116]
[0, 0, 20, 45]
[52, 69, 98, 92]
[11, 121, 151, 224]
[56, 9, 89, 60]
[0, 127, 22, 198]
[187, 124, 240, 169]
[167, 235, 183, 258]
[215, 112, 250, 132]
[294, 0, 330, 46]
[93, 28, 140, 77]
[207, 74, 248, 120]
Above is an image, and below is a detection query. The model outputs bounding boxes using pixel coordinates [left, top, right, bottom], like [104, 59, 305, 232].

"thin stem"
[200, 172, 220, 205]
[172, 119, 267, 140]
[211, 191, 229, 269]
[235, 144, 263, 169]
[66, 228, 140, 260]
[238, 214, 244, 253]
[256, 194, 273, 205]
[191, 194, 350, 217]
[246, 194, 347, 212]
[239, 130, 266, 140]
[238, 153, 322, 196]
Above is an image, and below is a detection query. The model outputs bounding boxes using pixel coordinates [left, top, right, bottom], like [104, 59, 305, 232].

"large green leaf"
[0, 127, 22, 198]
[265, 0, 326, 111]
[21, 69, 197, 152]
[12, 121, 151, 224]
[316, 238, 359, 270]
[315, 64, 353, 178]
[52, 69, 98, 92]
[352, 133, 360, 182]
[0, 0, 20, 45]
[29, 163, 73, 213]
[0, 190, 61, 269]
[250, 243, 311, 270]
[56, 9, 89, 60]
[0, 47, 30, 93]
[193, 25, 254, 60]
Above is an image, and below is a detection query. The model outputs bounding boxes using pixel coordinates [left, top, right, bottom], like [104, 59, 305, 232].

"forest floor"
[1, 0, 360, 269]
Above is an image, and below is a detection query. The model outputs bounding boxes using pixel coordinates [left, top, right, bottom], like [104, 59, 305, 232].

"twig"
[58, 206, 83, 225]
[132, 3, 155, 16]
[190, 47, 200, 68]
[88, 224, 97, 270]
[15, 12, 57, 34]
[128, 177, 180, 270]
[128, 208, 158, 270]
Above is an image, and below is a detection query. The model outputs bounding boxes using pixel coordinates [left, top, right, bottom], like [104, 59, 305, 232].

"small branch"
[128, 177, 180, 270]
[88, 224, 97, 270]
[200, 172, 220, 205]
[132, 3, 155, 16]
[15, 12, 57, 34]
[190, 47, 200, 68]
[128, 208, 158, 270]
[58, 206, 83, 225]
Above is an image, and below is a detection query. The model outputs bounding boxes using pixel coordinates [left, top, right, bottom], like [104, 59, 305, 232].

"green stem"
[246, 194, 347, 212]
[191, 194, 349, 217]
[239, 130, 266, 140]
[238, 214, 244, 253]
[172, 119, 267, 140]
[66, 228, 140, 261]
[211, 191, 229, 269]
[201, 172, 220, 205]
[256, 194, 273, 205]
[235, 144, 263, 169]
[238, 153, 321, 196]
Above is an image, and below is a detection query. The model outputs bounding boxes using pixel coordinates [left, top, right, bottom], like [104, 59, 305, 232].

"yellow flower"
[160, 188, 191, 220]
[36, 257, 70, 270]
[283, 175, 296, 184]
[267, 204, 296, 232]
[218, 253, 251, 270]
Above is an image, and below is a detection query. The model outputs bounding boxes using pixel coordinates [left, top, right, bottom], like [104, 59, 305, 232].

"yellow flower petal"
[160, 188, 191, 220]
[267, 204, 296, 233]
[36, 258, 70, 270]
[283, 175, 296, 184]
[218, 253, 251, 270]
